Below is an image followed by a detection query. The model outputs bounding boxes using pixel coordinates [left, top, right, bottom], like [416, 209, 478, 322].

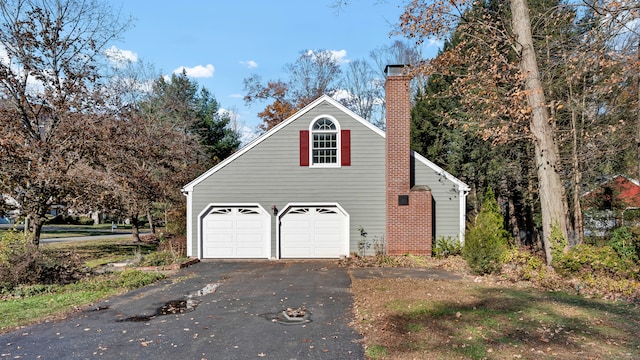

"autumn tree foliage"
[97, 71, 240, 241]
[0, 0, 130, 245]
[0, 1, 240, 245]
[398, 0, 638, 264]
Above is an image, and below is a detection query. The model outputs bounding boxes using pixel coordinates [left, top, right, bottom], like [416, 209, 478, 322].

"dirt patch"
[350, 265, 640, 359]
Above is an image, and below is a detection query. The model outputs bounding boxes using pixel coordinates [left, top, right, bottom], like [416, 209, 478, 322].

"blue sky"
[105, 1, 442, 141]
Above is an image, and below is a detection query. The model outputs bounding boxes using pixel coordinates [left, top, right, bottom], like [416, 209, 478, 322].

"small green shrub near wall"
[434, 236, 462, 258]
[463, 188, 510, 275]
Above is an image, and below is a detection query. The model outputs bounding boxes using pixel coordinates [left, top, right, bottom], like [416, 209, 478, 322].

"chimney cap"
[384, 64, 409, 76]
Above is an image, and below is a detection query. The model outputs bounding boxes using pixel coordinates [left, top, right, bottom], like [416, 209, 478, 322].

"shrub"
[503, 247, 544, 281]
[0, 231, 41, 291]
[139, 233, 160, 243]
[137, 251, 179, 267]
[158, 235, 187, 257]
[555, 244, 638, 279]
[166, 206, 186, 236]
[434, 236, 462, 258]
[463, 188, 510, 274]
[608, 226, 639, 263]
[550, 224, 567, 266]
[502, 247, 564, 290]
[0, 231, 83, 293]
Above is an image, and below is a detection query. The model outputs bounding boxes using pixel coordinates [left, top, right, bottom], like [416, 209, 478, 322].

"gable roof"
[583, 175, 640, 209]
[182, 94, 468, 193]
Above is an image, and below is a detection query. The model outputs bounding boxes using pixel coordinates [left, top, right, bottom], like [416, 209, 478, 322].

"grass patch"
[351, 277, 640, 359]
[42, 238, 157, 268]
[0, 270, 164, 332]
[365, 344, 388, 359]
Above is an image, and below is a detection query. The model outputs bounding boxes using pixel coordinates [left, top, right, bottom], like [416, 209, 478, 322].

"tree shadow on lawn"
[380, 286, 640, 359]
[44, 240, 158, 266]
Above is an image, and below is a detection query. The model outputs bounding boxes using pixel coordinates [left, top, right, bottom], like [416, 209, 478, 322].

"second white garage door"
[280, 206, 349, 258]
[202, 206, 270, 259]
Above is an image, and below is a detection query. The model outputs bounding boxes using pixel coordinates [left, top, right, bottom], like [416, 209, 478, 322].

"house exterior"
[583, 175, 640, 210]
[182, 66, 469, 259]
[582, 175, 640, 235]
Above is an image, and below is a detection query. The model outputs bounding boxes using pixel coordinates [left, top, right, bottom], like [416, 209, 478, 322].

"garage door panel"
[284, 220, 311, 229]
[204, 246, 234, 258]
[236, 234, 264, 243]
[313, 248, 341, 257]
[237, 219, 264, 229]
[202, 207, 269, 259]
[283, 234, 312, 244]
[236, 247, 264, 257]
[314, 235, 342, 244]
[206, 219, 233, 230]
[282, 247, 312, 258]
[280, 206, 348, 258]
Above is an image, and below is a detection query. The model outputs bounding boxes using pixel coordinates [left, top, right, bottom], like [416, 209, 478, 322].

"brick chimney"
[385, 65, 432, 255]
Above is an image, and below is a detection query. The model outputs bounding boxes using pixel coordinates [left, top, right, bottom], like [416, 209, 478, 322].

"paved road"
[41, 233, 143, 243]
[0, 224, 147, 243]
[0, 260, 365, 360]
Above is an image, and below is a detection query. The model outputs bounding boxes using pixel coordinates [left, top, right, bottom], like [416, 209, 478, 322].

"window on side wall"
[299, 116, 350, 167]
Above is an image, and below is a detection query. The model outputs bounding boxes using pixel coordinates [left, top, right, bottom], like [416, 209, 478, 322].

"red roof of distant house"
[583, 175, 640, 210]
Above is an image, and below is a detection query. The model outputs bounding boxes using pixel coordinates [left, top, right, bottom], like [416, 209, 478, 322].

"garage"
[201, 206, 270, 259]
[279, 205, 349, 258]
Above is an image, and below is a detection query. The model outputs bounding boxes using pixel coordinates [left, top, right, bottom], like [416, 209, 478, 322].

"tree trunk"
[510, 0, 569, 265]
[637, 40, 640, 181]
[507, 196, 521, 246]
[571, 101, 584, 245]
[131, 215, 141, 242]
[526, 174, 542, 250]
[147, 208, 156, 234]
[565, 74, 585, 245]
[25, 213, 45, 247]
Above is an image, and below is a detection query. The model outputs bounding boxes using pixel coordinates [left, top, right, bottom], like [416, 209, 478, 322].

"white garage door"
[202, 207, 270, 258]
[280, 206, 348, 258]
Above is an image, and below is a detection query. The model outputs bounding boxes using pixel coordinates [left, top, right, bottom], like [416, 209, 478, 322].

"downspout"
[459, 187, 469, 244]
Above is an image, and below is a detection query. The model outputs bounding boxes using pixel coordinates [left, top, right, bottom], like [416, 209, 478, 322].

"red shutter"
[341, 130, 351, 166]
[300, 130, 309, 166]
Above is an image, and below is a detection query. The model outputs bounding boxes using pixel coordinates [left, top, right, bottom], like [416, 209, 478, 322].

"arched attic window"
[299, 116, 350, 167]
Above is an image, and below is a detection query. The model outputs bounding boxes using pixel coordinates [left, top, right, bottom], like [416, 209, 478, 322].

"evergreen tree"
[464, 188, 511, 274]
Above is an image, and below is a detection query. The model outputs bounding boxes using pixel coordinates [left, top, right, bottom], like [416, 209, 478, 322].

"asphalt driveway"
[1, 261, 364, 360]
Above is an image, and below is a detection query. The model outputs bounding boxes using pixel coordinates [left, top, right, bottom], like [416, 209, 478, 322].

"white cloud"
[0, 45, 9, 66]
[329, 49, 348, 64]
[428, 38, 444, 48]
[240, 60, 258, 69]
[104, 45, 138, 67]
[173, 64, 215, 78]
[306, 49, 349, 65]
[332, 89, 352, 101]
[229, 93, 243, 99]
[238, 125, 258, 145]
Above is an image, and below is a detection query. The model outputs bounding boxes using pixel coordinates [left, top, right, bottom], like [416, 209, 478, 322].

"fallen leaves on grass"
[351, 276, 640, 359]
